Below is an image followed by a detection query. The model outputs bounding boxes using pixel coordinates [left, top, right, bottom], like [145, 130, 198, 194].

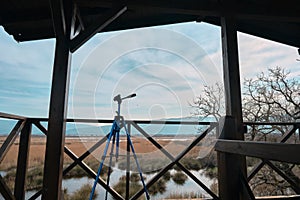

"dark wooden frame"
[0, 113, 299, 200]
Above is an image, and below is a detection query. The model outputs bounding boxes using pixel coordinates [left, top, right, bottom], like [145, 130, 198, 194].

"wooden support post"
[42, 0, 72, 199]
[218, 14, 247, 200]
[14, 121, 32, 200]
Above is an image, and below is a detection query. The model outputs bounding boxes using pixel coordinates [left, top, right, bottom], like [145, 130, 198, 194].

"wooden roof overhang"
[1, 0, 300, 48]
[1, 1, 300, 200]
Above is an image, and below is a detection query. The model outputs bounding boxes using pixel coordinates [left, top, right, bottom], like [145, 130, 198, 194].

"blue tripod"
[89, 93, 150, 200]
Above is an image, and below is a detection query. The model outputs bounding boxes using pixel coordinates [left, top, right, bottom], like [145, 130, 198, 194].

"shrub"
[172, 171, 187, 185]
[148, 178, 166, 195]
[64, 184, 97, 200]
[113, 178, 143, 199]
[162, 171, 171, 181]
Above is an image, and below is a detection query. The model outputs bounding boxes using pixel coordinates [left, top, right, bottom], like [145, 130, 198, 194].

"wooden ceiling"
[1, 0, 300, 47]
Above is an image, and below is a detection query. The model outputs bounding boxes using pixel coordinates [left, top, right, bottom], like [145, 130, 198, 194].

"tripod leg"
[89, 121, 117, 200]
[116, 123, 120, 161]
[105, 131, 117, 200]
[121, 121, 150, 200]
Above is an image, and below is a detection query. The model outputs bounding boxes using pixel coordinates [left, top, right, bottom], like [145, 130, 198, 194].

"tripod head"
[113, 93, 136, 116]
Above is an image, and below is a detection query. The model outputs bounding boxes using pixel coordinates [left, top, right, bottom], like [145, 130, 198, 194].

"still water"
[23, 169, 214, 200]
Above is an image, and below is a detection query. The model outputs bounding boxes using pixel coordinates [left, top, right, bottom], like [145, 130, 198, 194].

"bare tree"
[191, 67, 300, 196]
[190, 82, 225, 121]
[244, 67, 300, 122]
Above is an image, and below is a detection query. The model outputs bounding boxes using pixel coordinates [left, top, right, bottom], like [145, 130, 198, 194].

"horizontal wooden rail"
[30, 117, 215, 125]
[244, 121, 300, 126]
[0, 112, 26, 120]
[215, 139, 300, 164]
[2, 113, 300, 200]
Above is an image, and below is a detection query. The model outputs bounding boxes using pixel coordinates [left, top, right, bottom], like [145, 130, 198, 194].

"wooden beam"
[247, 125, 298, 181]
[70, 6, 127, 52]
[215, 140, 300, 164]
[76, 0, 300, 22]
[42, 35, 71, 199]
[0, 120, 25, 162]
[217, 117, 246, 200]
[28, 190, 42, 200]
[265, 160, 300, 194]
[14, 121, 32, 200]
[64, 146, 123, 200]
[218, 12, 247, 199]
[63, 132, 109, 176]
[42, 0, 72, 199]
[0, 175, 15, 200]
[221, 18, 243, 125]
[0, 112, 26, 120]
[130, 122, 218, 200]
[240, 170, 256, 200]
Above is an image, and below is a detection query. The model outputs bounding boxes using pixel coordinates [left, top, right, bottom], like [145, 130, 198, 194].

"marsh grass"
[64, 184, 97, 200]
[113, 175, 144, 200]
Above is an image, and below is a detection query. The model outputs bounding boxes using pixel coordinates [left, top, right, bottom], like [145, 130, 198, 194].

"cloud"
[0, 28, 54, 117]
[238, 32, 299, 80]
[70, 27, 221, 119]
[1, 23, 299, 119]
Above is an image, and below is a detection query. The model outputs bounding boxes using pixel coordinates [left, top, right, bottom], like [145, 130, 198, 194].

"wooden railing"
[0, 111, 299, 200]
[216, 121, 300, 199]
[0, 112, 219, 200]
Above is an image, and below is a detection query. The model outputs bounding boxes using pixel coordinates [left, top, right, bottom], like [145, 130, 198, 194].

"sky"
[0, 22, 299, 119]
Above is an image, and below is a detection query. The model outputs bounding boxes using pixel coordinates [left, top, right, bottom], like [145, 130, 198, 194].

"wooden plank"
[70, 6, 127, 52]
[0, 120, 25, 162]
[215, 140, 300, 164]
[14, 121, 32, 200]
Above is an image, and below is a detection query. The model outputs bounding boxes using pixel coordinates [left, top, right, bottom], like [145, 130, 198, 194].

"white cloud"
[238, 32, 299, 80]
[1, 23, 298, 119]
[69, 27, 222, 119]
